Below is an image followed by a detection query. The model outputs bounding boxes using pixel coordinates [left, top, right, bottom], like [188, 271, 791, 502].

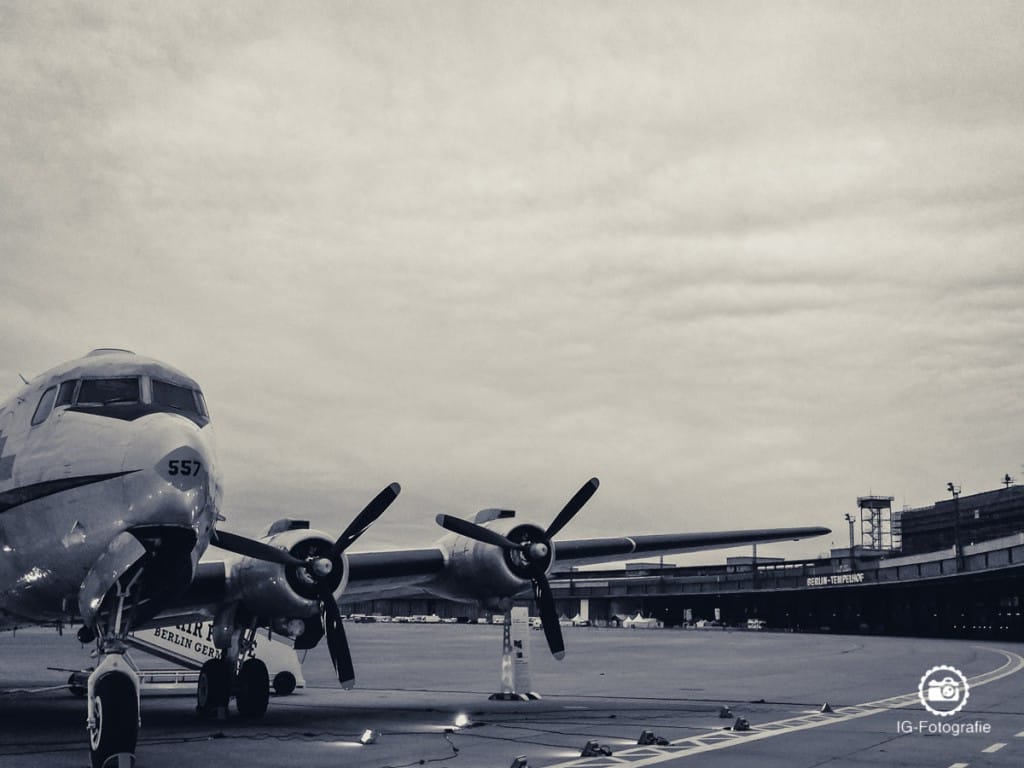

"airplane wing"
[336, 524, 830, 598]
[166, 524, 830, 610]
[549, 525, 832, 566]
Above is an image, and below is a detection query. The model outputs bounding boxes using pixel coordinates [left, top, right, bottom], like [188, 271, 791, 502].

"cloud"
[1, 2, 1022, 560]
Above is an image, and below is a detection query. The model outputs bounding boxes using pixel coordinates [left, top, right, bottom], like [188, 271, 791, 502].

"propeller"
[435, 477, 599, 660]
[211, 529, 307, 568]
[211, 482, 401, 689]
[315, 482, 400, 688]
[307, 483, 399, 688]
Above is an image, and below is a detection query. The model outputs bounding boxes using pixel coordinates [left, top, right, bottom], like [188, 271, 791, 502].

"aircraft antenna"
[18, 373, 28, 385]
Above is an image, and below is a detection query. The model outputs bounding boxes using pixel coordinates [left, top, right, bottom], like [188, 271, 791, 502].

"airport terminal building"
[348, 481, 1024, 641]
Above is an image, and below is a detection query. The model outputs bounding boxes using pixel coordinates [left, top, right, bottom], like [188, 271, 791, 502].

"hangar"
[347, 482, 1024, 641]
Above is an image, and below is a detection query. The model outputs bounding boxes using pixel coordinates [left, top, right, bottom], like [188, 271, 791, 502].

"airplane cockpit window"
[31, 386, 57, 426]
[62, 376, 207, 425]
[55, 380, 77, 407]
[152, 379, 200, 415]
[195, 390, 209, 418]
[77, 378, 140, 406]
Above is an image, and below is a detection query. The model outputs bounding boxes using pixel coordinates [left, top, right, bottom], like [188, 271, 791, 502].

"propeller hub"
[311, 557, 334, 578]
[502, 524, 553, 579]
[527, 542, 550, 561]
[285, 537, 343, 599]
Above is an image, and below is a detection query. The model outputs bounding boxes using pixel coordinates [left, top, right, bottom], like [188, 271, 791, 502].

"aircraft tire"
[196, 658, 231, 715]
[89, 672, 138, 768]
[273, 670, 296, 696]
[236, 658, 270, 718]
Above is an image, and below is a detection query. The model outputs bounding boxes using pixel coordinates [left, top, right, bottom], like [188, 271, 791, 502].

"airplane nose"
[121, 416, 218, 538]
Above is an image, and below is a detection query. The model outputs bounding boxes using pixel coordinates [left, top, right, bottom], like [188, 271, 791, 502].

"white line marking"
[982, 743, 1006, 753]
[1016, 729, 1024, 738]
[948, 763, 969, 768]
[542, 647, 1024, 768]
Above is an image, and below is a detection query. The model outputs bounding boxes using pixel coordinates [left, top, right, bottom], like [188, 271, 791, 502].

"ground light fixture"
[453, 713, 472, 728]
[510, 757, 529, 768]
[580, 740, 613, 756]
[637, 729, 669, 745]
[359, 729, 379, 745]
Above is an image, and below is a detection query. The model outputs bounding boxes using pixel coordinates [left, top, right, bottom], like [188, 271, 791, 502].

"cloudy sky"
[2, 2, 1022, 561]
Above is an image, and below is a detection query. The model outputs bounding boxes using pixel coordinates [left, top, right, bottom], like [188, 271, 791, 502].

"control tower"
[857, 495, 898, 551]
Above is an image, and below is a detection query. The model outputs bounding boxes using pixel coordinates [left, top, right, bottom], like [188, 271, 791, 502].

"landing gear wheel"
[273, 670, 296, 696]
[196, 658, 231, 716]
[89, 672, 138, 768]
[235, 658, 270, 718]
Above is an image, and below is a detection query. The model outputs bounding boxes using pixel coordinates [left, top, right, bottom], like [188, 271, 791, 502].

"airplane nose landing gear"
[87, 656, 140, 768]
[85, 578, 142, 768]
[81, 544, 148, 768]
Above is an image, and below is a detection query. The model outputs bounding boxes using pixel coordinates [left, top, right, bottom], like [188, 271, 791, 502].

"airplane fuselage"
[0, 350, 221, 629]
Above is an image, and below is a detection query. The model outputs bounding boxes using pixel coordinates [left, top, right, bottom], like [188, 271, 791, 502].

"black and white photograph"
[1, 2, 1022, 767]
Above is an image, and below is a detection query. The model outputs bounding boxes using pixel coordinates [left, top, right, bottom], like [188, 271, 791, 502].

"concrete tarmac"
[2, 624, 1023, 768]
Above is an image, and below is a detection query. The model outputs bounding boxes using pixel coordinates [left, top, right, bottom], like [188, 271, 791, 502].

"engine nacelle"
[430, 519, 554, 604]
[228, 528, 348, 622]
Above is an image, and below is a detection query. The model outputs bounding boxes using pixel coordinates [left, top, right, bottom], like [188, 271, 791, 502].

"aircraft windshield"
[57, 369, 209, 426]
[152, 379, 201, 416]
[77, 378, 140, 406]
[55, 380, 77, 407]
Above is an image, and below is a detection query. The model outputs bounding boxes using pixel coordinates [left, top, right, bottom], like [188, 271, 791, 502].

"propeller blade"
[333, 483, 401, 555]
[435, 514, 522, 550]
[211, 529, 306, 567]
[532, 570, 565, 660]
[323, 596, 355, 689]
[545, 477, 600, 540]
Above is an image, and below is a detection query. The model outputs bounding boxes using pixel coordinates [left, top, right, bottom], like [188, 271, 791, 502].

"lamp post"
[947, 482, 961, 572]
[844, 513, 855, 570]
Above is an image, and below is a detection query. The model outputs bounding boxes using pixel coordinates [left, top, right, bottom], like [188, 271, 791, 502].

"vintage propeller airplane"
[0, 349, 829, 768]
